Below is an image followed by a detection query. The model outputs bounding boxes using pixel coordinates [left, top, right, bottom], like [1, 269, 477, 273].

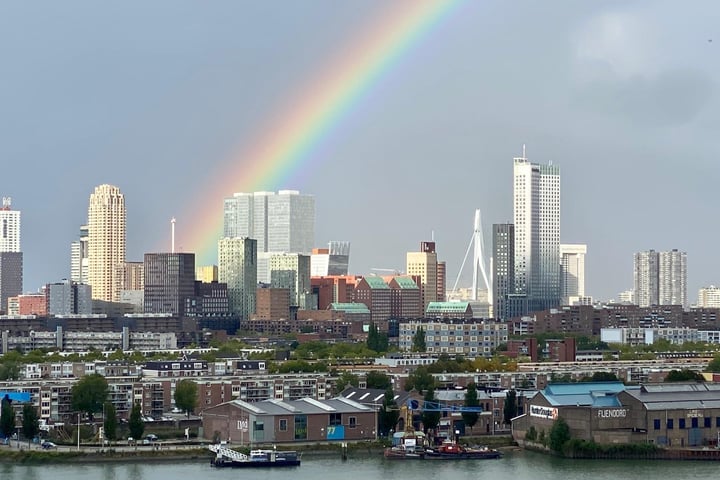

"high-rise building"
[560, 244, 587, 304]
[492, 223, 514, 320]
[406, 241, 441, 311]
[698, 286, 720, 308]
[0, 197, 21, 253]
[513, 150, 561, 312]
[310, 241, 350, 276]
[196, 265, 218, 283]
[634, 249, 687, 307]
[223, 190, 315, 254]
[0, 197, 22, 313]
[218, 237, 257, 319]
[269, 252, 311, 308]
[70, 225, 89, 284]
[144, 253, 196, 316]
[0, 252, 22, 313]
[87, 185, 126, 302]
[659, 249, 687, 307]
[47, 280, 92, 315]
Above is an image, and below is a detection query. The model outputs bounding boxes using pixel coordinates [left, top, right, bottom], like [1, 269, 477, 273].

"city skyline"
[2, 2, 719, 301]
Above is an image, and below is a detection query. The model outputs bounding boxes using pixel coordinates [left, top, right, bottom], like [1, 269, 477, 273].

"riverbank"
[0, 435, 517, 464]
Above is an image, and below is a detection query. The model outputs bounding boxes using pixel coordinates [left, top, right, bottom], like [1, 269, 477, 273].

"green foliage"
[706, 354, 720, 373]
[580, 371, 619, 382]
[0, 361, 20, 381]
[104, 402, 118, 441]
[525, 425, 537, 441]
[21, 405, 40, 443]
[427, 355, 474, 374]
[462, 382, 479, 431]
[411, 327, 426, 352]
[128, 403, 144, 440]
[0, 396, 15, 438]
[367, 323, 389, 353]
[503, 390, 518, 424]
[335, 371, 359, 393]
[538, 429, 546, 446]
[379, 387, 400, 437]
[174, 379, 198, 416]
[276, 359, 328, 374]
[365, 371, 391, 390]
[404, 366, 435, 392]
[421, 387, 440, 433]
[71, 373, 109, 420]
[665, 369, 704, 382]
[549, 417, 571, 452]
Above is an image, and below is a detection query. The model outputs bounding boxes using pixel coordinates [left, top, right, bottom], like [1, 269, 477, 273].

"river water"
[1, 450, 718, 480]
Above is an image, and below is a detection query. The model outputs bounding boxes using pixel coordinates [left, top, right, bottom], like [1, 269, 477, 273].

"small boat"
[424, 439, 502, 460]
[209, 444, 301, 468]
[384, 430, 428, 459]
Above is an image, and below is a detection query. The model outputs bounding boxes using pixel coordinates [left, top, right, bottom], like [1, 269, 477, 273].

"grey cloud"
[572, 68, 715, 126]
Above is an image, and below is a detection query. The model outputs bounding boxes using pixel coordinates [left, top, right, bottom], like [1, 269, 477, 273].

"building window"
[279, 419, 287, 431]
[691, 417, 699, 429]
[348, 416, 357, 428]
[653, 419, 660, 430]
[294, 415, 307, 440]
[329, 413, 341, 426]
[667, 419, 673, 429]
[679, 419, 686, 429]
[705, 417, 711, 428]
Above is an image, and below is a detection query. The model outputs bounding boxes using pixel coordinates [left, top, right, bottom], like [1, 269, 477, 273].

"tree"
[462, 382, 479, 433]
[0, 395, 15, 439]
[22, 404, 40, 445]
[707, 354, 720, 373]
[366, 324, 389, 353]
[549, 417, 570, 452]
[421, 388, 440, 434]
[404, 366, 435, 393]
[103, 402, 118, 443]
[0, 361, 20, 381]
[335, 371, 359, 393]
[365, 371, 392, 390]
[665, 369, 704, 382]
[174, 379, 198, 417]
[412, 327, 426, 352]
[503, 390, 518, 424]
[128, 403, 144, 440]
[378, 387, 400, 437]
[581, 371, 619, 382]
[71, 373, 109, 420]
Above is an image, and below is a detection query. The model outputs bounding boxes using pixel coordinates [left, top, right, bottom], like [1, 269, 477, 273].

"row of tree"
[0, 374, 200, 443]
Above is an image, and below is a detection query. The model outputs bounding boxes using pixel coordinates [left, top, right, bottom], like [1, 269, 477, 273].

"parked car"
[145, 434, 158, 443]
[41, 441, 57, 450]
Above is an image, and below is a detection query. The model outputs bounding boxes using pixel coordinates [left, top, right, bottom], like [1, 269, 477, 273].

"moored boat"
[384, 430, 428, 459]
[209, 444, 301, 468]
[424, 439, 502, 460]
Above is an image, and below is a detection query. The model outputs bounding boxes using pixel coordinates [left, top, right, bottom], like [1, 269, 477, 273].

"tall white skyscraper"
[0, 197, 20, 252]
[634, 249, 687, 308]
[513, 149, 561, 311]
[560, 244, 587, 304]
[87, 184, 126, 302]
[0, 197, 22, 313]
[223, 190, 315, 254]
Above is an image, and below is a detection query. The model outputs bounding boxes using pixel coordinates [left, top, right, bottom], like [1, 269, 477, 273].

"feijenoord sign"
[530, 405, 558, 420]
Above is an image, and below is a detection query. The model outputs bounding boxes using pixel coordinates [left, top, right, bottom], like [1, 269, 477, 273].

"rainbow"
[183, 0, 461, 264]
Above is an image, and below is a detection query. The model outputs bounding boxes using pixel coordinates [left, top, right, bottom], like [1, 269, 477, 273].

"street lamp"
[77, 413, 81, 451]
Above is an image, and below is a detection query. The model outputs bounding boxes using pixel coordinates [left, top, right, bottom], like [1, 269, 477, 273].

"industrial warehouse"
[512, 381, 720, 448]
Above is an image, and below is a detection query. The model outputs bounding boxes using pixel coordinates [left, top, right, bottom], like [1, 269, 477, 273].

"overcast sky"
[1, 1, 719, 303]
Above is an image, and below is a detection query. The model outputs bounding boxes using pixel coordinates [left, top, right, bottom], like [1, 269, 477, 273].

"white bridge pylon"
[451, 209, 491, 303]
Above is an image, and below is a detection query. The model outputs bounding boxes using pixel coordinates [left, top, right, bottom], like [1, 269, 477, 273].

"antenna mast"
[171, 217, 176, 253]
